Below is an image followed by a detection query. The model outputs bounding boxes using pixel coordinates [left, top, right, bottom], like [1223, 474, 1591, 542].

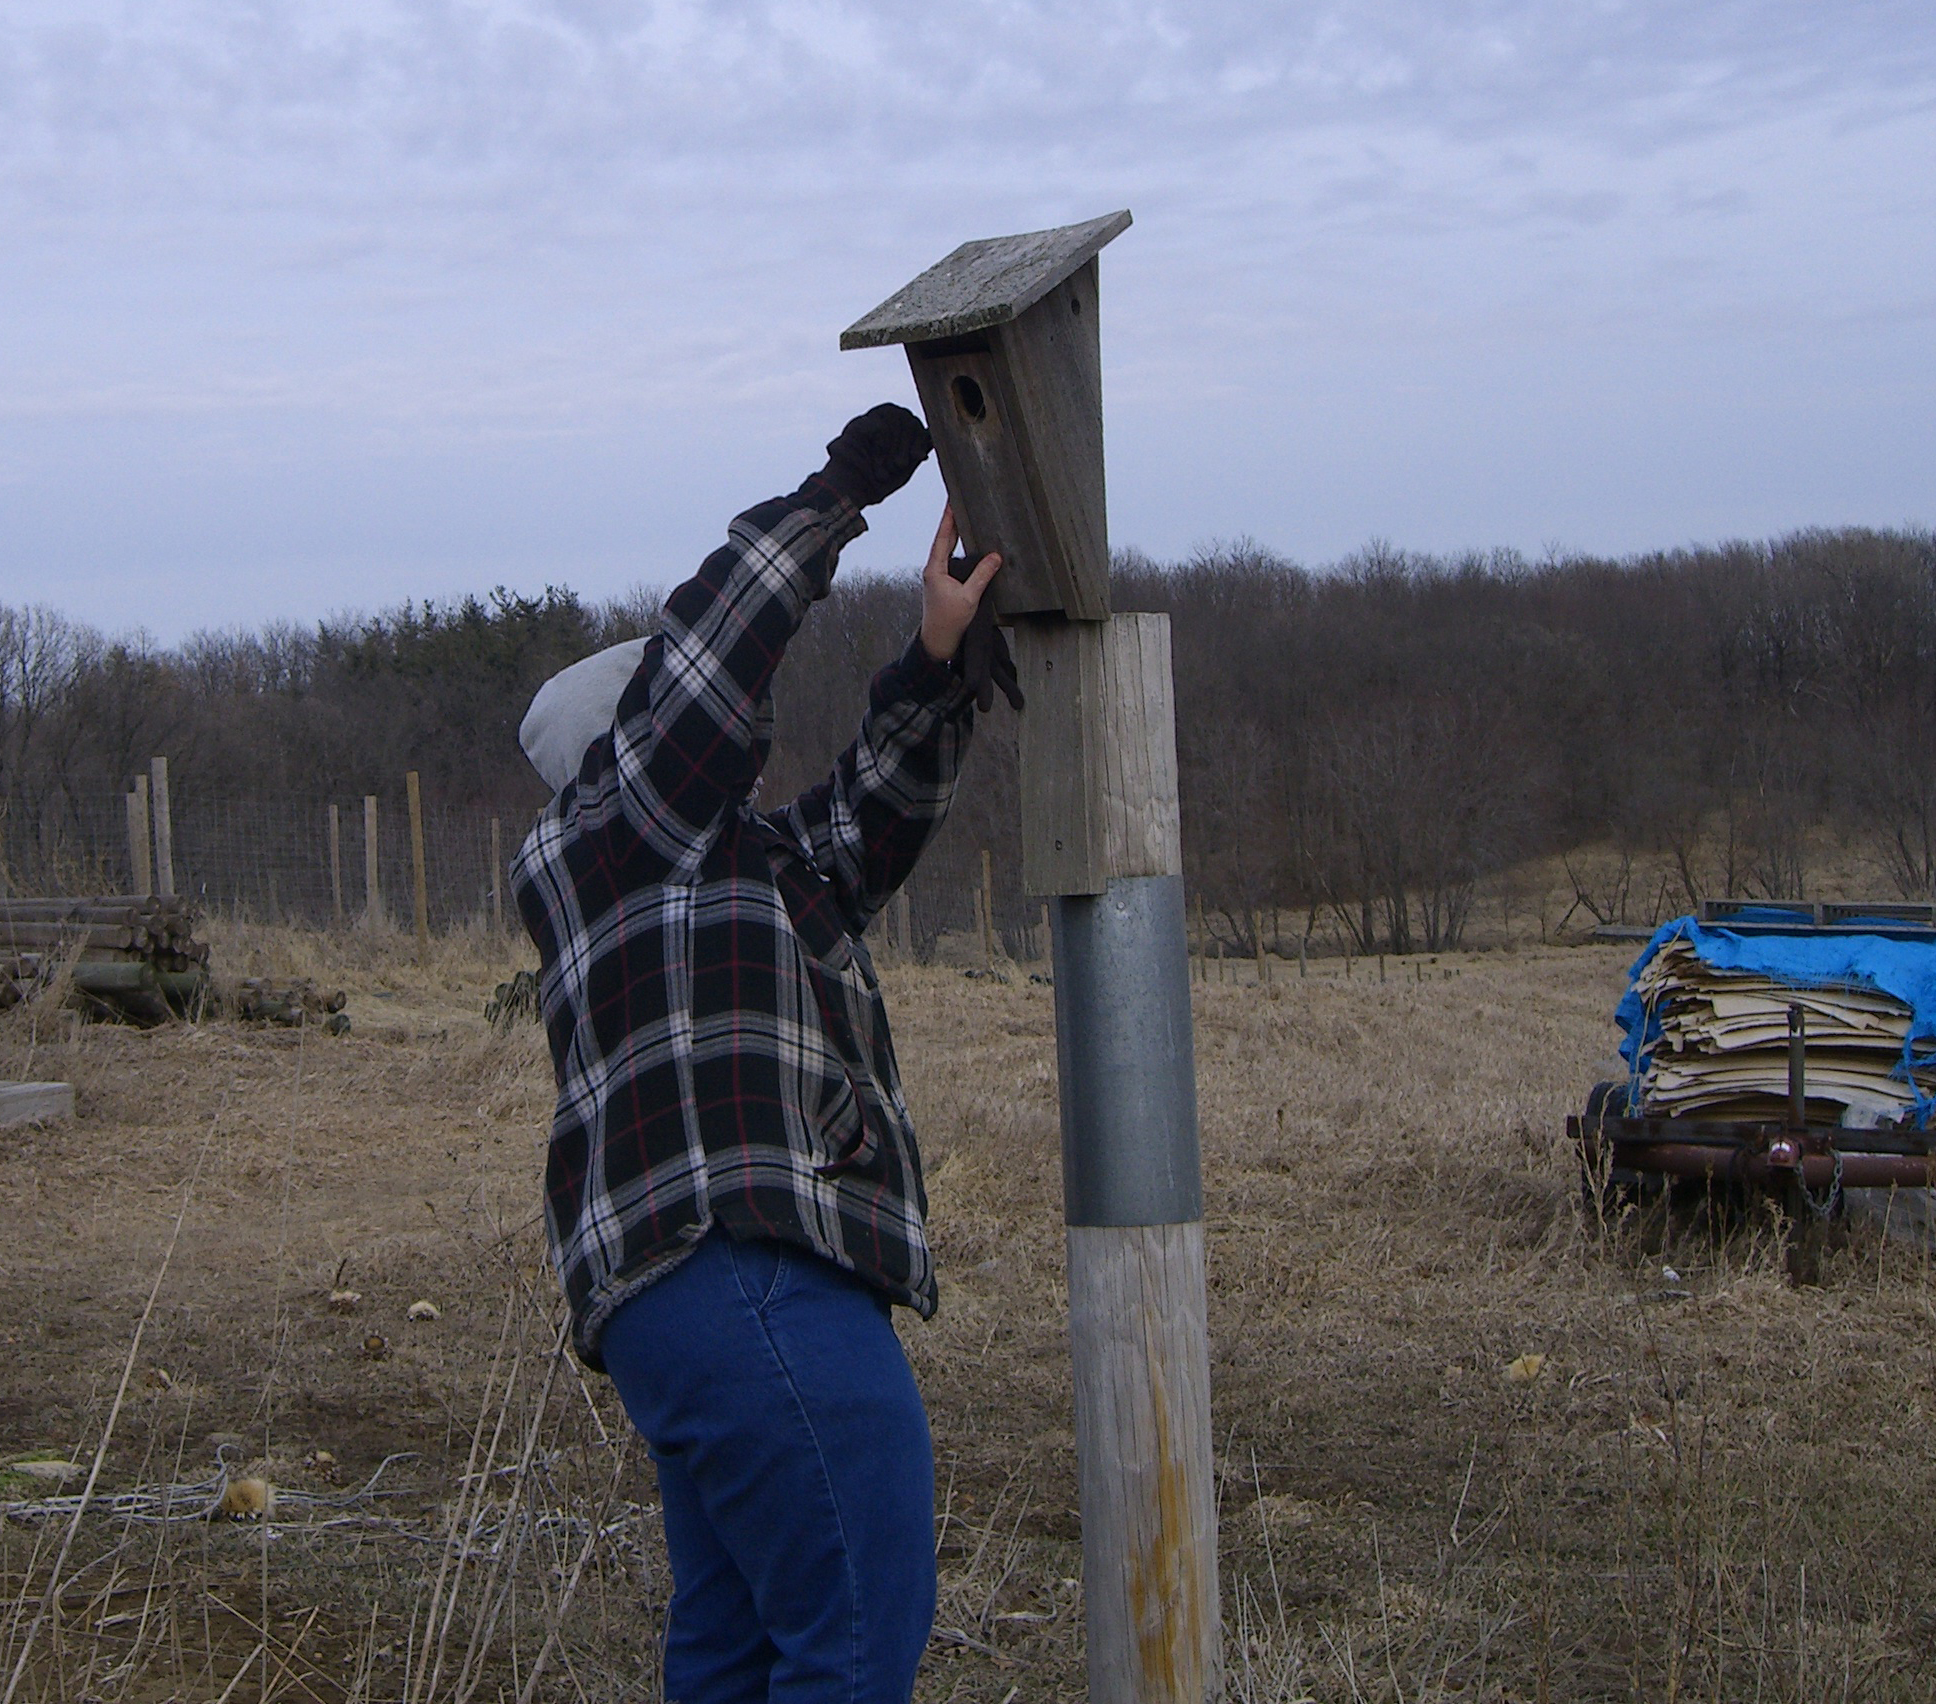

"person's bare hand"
[919, 507, 1024, 712]
[919, 507, 1000, 663]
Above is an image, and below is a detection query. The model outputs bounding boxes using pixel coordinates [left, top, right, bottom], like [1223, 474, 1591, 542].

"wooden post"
[1016, 612, 1219, 1701]
[406, 771, 430, 961]
[126, 776, 152, 897]
[1299, 936, 1308, 978]
[328, 803, 344, 926]
[893, 887, 912, 963]
[149, 757, 175, 898]
[1040, 902, 1052, 964]
[363, 794, 380, 923]
[1253, 908, 1267, 988]
[490, 817, 504, 933]
[981, 848, 996, 966]
[848, 212, 1216, 1700]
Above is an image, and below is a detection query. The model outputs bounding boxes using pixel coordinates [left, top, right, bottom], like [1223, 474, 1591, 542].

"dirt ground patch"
[5, 924, 1936, 1700]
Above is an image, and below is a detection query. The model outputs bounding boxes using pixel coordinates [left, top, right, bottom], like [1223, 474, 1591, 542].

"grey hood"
[518, 638, 649, 794]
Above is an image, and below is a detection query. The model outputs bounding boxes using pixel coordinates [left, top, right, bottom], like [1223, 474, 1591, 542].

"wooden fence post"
[893, 887, 912, 962]
[980, 848, 996, 967]
[328, 803, 344, 926]
[363, 795, 380, 923]
[848, 211, 1217, 1699]
[149, 757, 175, 898]
[1014, 611, 1219, 1701]
[406, 771, 430, 962]
[126, 776, 152, 897]
[490, 817, 504, 933]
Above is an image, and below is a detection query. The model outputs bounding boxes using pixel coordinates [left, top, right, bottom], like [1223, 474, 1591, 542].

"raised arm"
[772, 507, 1005, 931]
[602, 406, 933, 876]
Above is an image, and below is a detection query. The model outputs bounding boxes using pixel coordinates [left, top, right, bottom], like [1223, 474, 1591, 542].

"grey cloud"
[9, 5, 1931, 193]
[1, 1, 1931, 635]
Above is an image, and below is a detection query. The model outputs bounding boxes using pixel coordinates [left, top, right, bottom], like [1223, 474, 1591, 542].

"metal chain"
[1798, 1146, 1844, 1220]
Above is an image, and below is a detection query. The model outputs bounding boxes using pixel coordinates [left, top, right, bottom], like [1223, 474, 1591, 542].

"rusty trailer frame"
[1577, 904, 1936, 1212]
[1571, 1110, 1936, 1201]
[1573, 1019, 1936, 1216]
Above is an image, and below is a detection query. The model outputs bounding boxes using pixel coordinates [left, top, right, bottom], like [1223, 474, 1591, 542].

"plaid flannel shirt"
[512, 476, 975, 1369]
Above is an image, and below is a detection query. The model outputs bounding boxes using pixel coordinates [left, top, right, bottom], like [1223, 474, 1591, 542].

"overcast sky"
[3, 1, 1932, 640]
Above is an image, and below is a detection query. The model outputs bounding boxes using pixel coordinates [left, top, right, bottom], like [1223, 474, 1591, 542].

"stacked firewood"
[0, 895, 210, 1022]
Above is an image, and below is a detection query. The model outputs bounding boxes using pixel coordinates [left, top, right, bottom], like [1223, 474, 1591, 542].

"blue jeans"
[601, 1230, 936, 1704]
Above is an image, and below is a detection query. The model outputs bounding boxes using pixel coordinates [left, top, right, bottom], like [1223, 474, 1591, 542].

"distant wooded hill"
[4, 523, 1932, 954]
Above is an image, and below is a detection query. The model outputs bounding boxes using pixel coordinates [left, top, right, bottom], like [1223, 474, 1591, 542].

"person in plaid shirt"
[512, 405, 1005, 1703]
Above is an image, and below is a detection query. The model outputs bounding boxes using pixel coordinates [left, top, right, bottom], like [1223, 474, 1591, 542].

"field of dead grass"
[5, 920, 1936, 1701]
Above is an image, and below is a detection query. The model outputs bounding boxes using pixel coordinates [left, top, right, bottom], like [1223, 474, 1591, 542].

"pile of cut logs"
[0, 896, 210, 1023]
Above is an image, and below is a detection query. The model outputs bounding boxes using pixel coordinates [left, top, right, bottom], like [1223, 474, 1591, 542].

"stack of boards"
[1632, 935, 1923, 1121]
[0, 896, 210, 1023]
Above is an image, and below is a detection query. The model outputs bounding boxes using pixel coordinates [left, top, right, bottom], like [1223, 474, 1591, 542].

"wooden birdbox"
[840, 211, 1131, 622]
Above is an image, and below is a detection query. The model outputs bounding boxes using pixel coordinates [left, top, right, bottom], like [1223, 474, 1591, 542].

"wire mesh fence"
[2, 790, 511, 932]
[897, 816, 1052, 965]
[0, 782, 1052, 965]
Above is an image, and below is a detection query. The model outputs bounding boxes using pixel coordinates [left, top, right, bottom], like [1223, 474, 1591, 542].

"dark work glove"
[819, 403, 933, 508]
[949, 556, 1025, 714]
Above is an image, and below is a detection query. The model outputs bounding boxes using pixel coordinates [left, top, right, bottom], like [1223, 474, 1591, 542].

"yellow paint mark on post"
[1126, 1290, 1204, 1699]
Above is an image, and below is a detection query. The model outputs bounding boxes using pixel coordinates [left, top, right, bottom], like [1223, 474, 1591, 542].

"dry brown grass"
[4, 924, 1936, 1699]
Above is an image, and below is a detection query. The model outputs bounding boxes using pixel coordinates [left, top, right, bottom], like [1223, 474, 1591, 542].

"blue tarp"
[1617, 915, 1936, 1119]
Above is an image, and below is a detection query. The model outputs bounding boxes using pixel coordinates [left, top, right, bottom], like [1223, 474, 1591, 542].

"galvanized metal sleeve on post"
[1052, 875, 1202, 1227]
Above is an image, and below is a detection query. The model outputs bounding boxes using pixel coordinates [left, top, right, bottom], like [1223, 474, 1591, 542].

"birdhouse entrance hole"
[950, 374, 987, 422]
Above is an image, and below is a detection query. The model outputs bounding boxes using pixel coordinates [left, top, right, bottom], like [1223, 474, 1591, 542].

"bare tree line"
[4, 523, 1934, 953]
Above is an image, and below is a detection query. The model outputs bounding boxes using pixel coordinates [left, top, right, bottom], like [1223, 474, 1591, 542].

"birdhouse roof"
[840, 210, 1132, 350]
